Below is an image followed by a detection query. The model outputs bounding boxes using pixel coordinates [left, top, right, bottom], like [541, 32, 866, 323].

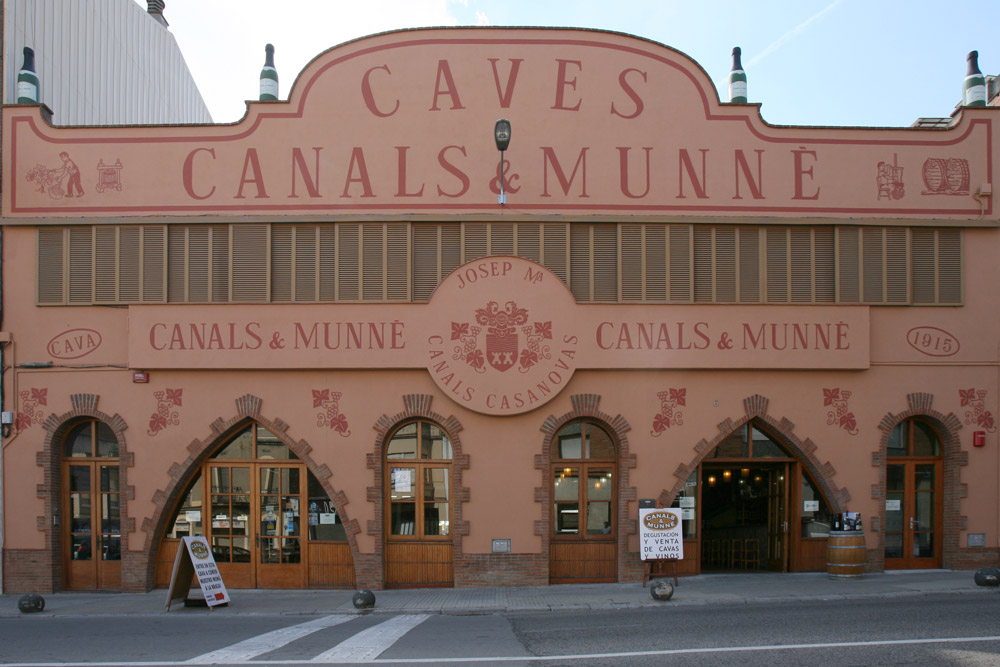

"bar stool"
[739, 538, 761, 569]
[729, 539, 744, 569]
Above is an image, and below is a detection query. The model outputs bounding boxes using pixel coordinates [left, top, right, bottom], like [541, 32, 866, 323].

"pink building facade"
[2, 28, 998, 592]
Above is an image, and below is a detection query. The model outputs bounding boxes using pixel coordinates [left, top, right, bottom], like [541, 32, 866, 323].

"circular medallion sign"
[189, 540, 211, 560]
[426, 257, 579, 415]
[642, 510, 680, 531]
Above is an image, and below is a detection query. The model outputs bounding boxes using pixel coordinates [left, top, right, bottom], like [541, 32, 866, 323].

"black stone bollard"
[18, 593, 45, 613]
[650, 579, 674, 601]
[352, 589, 376, 609]
[973, 567, 1000, 587]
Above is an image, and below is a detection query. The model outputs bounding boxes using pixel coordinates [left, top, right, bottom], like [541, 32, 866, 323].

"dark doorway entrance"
[700, 463, 789, 572]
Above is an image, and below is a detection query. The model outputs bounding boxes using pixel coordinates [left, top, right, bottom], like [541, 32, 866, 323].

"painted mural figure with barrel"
[827, 512, 866, 579]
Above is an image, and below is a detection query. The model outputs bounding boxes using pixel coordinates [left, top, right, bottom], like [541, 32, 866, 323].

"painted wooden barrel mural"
[826, 530, 866, 579]
[922, 158, 970, 194]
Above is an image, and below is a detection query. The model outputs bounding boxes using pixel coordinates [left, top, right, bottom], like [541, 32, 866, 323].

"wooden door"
[255, 465, 306, 589]
[766, 464, 789, 572]
[205, 463, 306, 589]
[63, 462, 121, 590]
[885, 461, 942, 568]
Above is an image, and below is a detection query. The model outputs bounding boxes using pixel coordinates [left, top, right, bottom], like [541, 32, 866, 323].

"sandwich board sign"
[165, 536, 230, 611]
[639, 508, 684, 561]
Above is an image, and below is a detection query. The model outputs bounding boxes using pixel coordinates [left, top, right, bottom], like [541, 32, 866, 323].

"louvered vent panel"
[862, 228, 884, 303]
[669, 225, 691, 301]
[693, 227, 713, 302]
[542, 224, 568, 284]
[765, 228, 788, 302]
[142, 226, 166, 302]
[270, 226, 292, 302]
[318, 226, 336, 301]
[211, 226, 230, 302]
[516, 224, 541, 262]
[167, 227, 187, 302]
[814, 228, 835, 302]
[338, 224, 359, 301]
[68, 227, 93, 303]
[386, 224, 410, 301]
[118, 227, 140, 302]
[910, 229, 935, 303]
[790, 228, 812, 303]
[413, 225, 439, 302]
[38, 228, 65, 303]
[738, 228, 760, 302]
[570, 225, 591, 301]
[491, 223, 514, 255]
[620, 225, 643, 301]
[885, 228, 908, 303]
[94, 226, 117, 302]
[644, 225, 667, 301]
[294, 226, 317, 301]
[715, 227, 736, 302]
[231, 223, 268, 302]
[837, 227, 860, 302]
[464, 223, 488, 262]
[187, 227, 210, 303]
[441, 224, 462, 281]
[938, 229, 962, 303]
[362, 224, 385, 301]
[592, 225, 618, 301]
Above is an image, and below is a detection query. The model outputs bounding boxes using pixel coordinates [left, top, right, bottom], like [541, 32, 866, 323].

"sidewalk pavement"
[1, 570, 995, 618]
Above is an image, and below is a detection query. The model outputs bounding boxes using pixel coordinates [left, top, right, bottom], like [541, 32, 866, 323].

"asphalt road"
[0, 593, 998, 666]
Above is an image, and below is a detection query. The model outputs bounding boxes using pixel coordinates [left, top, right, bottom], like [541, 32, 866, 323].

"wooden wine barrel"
[826, 530, 866, 579]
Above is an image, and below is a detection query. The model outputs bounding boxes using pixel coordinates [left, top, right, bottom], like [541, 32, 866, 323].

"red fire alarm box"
[973, 431, 986, 447]
[132, 371, 149, 384]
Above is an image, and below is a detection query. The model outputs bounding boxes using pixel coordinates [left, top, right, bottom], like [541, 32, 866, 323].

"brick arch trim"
[871, 392, 964, 569]
[39, 394, 131, 590]
[141, 394, 362, 592]
[536, 394, 636, 581]
[365, 394, 468, 589]
[660, 393, 850, 513]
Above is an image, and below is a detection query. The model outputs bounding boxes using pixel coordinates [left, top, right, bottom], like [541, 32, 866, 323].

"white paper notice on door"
[886, 499, 901, 511]
[393, 468, 412, 492]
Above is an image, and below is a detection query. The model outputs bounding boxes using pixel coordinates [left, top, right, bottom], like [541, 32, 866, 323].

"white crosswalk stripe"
[185, 614, 354, 663]
[310, 614, 431, 663]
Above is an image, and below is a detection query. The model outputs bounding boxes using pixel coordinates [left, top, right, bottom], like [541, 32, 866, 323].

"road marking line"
[310, 614, 430, 663]
[185, 614, 354, 663]
[1, 634, 999, 666]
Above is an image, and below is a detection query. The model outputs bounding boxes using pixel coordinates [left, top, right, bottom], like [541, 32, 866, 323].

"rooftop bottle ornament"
[259, 43, 278, 101]
[17, 47, 39, 104]
[728, 46, 747, 104]
[963, 50, 986, 107]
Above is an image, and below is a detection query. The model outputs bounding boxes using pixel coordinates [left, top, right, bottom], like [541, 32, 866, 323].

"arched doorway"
[62, 419, 122, 590]
[384, 419, 454, 588]
[549, 419, 618, 583]
[159, 421, 353, 589]
[885, 418, 942, 568]
[697, 421, 834, 573]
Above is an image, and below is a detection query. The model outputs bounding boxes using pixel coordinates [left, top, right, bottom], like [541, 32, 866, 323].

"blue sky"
[162, 0, 998, 127]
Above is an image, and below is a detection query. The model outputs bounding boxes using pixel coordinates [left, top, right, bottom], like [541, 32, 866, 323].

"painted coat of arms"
[451, 300, 552, 373]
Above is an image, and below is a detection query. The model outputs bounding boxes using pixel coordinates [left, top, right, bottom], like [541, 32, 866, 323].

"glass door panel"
[554, 467, 579, 534]
[68, 465, 93, 562]
[390, 467, 417, 535]
[586, 468, 613, 535]
[766, 465, 789, 571]
[423, 468, 449, 536]
[256, 466, 304, 588]
[885, 461, 941, 568]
